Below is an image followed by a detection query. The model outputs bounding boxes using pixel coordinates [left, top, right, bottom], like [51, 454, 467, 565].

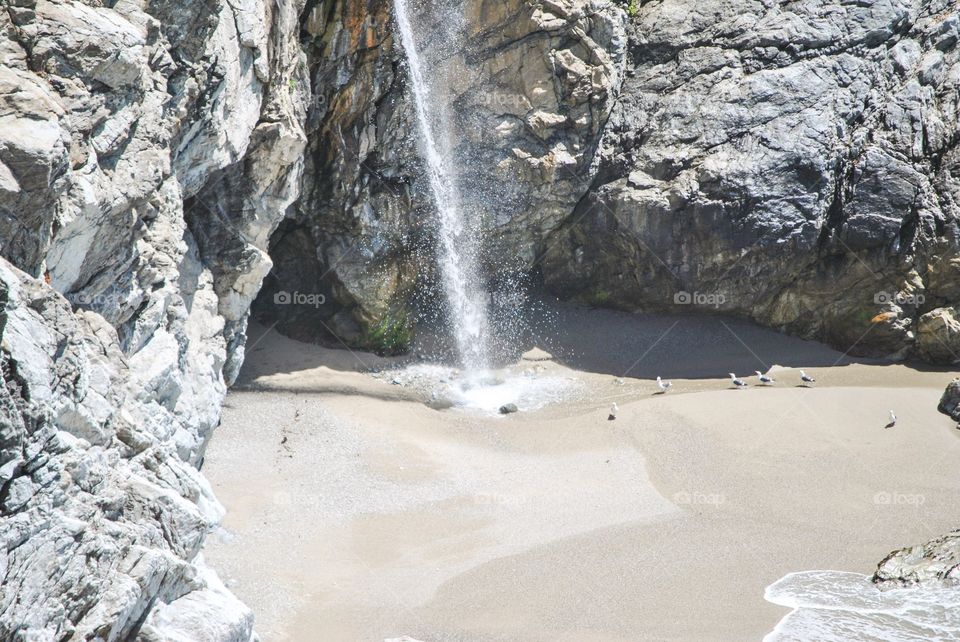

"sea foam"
[764, 570, 960, 641]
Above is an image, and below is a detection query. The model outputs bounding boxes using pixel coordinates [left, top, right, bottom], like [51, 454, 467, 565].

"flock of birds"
[608, 370, 898, 428]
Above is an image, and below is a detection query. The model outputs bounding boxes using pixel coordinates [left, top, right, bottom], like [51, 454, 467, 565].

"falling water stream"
[393, 0, 490, 372]
[388, 0, 580, 413]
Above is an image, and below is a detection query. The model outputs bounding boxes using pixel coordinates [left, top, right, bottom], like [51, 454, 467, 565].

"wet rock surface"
[874, 529, 960, 588]
[258, 0, 960, 363]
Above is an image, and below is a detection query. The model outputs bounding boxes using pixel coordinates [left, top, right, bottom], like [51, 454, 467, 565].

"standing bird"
[656, 376, 672, 393]
[608, 403, 618, 421]
[800, 370, 816, 386]
[729, 373, 748, 389]
[885, 410, 897, 429]
[756, 370, 775, 385]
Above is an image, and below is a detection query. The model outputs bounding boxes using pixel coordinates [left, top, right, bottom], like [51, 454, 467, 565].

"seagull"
[729, 373, 748, 388]
[885, 410, 896, 429]
[656, 376, 672, 393]
[608, 403, 618, 421]
[800, 370, 816, 386]
[756, 370, 775, 385]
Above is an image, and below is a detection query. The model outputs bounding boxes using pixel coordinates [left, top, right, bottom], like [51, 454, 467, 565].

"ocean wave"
[764, 570, 960, 641]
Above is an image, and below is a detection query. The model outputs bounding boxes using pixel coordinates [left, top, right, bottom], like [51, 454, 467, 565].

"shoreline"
[203, 315, 960, 641]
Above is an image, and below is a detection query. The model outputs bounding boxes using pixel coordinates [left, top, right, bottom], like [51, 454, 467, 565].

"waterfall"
[393, 0, 490, 372]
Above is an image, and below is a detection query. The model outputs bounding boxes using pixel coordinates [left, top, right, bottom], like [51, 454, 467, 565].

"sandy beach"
[202, 308, 960, 641]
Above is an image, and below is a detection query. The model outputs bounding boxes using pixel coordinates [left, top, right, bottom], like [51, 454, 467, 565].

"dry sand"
[203, 310, 960, 641]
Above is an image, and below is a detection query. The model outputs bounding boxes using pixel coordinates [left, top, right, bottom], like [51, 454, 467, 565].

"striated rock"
[0, 0, 307, 637]
[0, 259, 254, 640]
[873, 529, 960, 589]
[938, 378, 960, 423]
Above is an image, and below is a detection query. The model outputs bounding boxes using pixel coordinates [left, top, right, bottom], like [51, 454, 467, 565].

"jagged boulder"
[938, 378, 960, 423]
[873, 384, 960, 590]
[873, 529, 960, 589]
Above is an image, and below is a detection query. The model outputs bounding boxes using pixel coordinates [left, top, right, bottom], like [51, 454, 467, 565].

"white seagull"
[756, 370, 775, 385]
[657, 376, 673, 393]
[885, 410, 897, 429]
[729, 373, 748, 388]
[608, 403, 618, 421]
[800, 370, 816, 386]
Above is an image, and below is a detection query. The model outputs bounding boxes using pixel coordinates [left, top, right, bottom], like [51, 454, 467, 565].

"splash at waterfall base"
[203, 314, 960, 642]
[373, 349, 581, 415]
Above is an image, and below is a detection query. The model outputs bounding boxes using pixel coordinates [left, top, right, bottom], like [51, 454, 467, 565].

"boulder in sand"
[938, 379, 960, 423]
[873, 530, 960, 589]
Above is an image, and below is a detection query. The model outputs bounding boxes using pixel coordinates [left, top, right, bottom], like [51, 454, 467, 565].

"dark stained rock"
[938, 378, 960, 422]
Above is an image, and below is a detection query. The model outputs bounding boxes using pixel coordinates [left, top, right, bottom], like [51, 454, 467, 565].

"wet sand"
[203, 310, 960, 641]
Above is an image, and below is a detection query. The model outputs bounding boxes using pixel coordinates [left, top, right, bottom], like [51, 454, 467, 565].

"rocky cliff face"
[0, 0, 306, 637]
[258, 0, 627, 346]
[543, 0, 960, 361]
[260, 0, 960, 364]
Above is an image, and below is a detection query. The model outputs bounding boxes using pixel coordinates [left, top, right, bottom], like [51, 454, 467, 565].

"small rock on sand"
[499, 403, 519, 415]
[521, 347, 553, 362]
[938, 379, 960, 423]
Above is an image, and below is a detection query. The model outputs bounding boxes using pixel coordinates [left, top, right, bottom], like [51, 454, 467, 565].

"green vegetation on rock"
[614, 0, 640, 17]
[358, 310, 412, 356]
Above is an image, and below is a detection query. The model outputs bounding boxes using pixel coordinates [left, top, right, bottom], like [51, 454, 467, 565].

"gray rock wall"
[544, 0, 960, 360]
[272, 0, 960, 363]
[0, 0, 307, 637]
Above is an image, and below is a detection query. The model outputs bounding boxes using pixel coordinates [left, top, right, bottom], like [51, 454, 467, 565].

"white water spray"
[393, 0, 490, 371]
